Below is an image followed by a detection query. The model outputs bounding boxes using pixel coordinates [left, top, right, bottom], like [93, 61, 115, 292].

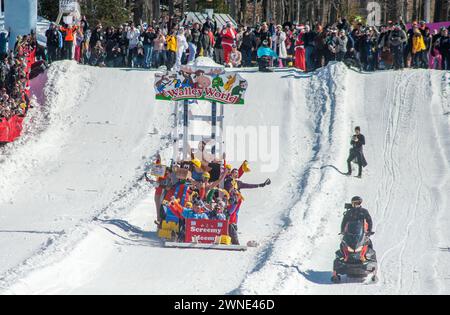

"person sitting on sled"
[208, 198, 227, 221]
[191, 158, 205, 182]
[144, 153, 170, 227]
[168, 197, 209, 220]
[224, 167, 271, 245]
[192, 168, 230, 199]
[183, 198, 209, 220]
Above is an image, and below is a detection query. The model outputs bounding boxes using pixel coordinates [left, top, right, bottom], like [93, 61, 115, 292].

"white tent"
[182, 11, 238, 30]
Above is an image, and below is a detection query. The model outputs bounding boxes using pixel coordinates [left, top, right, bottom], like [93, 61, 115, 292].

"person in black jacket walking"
[346, 126, 367, 178]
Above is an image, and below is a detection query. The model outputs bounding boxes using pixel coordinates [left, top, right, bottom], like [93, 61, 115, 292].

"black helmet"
[351, 196, 363, 204]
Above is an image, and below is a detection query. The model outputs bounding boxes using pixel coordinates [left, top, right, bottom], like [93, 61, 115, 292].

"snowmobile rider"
[346, 126, 367, 178]
[341, 196, 373, 236]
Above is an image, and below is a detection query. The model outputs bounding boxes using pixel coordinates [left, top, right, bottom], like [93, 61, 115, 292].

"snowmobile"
[331, 220, 378, 284]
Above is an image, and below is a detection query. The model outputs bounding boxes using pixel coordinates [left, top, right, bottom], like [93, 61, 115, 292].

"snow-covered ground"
[0, 61, 449, 295]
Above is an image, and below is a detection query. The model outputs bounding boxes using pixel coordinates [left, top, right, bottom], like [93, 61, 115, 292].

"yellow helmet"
[185, 202, 193, 208]
[191, 158, 202, 168]
[225, 164, 233, 170]
[202, 172, 211, 179]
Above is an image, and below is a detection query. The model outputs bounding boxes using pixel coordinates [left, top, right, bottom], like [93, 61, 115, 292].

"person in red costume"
[221, 21, 237, 65]
[295, 25, 307, 71]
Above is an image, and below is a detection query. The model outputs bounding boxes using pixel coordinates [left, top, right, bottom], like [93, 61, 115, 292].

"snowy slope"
[1, 62, 449, 295]
[0, 61, 172, 290]
[238, 66, 450, 295]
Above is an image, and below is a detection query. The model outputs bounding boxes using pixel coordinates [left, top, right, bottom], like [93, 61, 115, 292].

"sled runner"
[165, 242, 247, 251]
[159, 217, 248, 251]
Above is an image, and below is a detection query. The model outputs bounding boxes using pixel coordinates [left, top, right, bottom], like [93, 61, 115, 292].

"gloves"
[260, 179, 271, 187]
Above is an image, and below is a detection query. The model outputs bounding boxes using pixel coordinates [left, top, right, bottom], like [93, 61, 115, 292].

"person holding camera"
[388, 24, 407, 70]
[341, 196, 373, 236]
[346, 126, 367, 178]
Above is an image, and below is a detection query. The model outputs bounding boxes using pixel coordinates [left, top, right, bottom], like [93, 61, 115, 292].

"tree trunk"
[240, 0, 248, 24]
[132, 0, 144, 24]
[189, 0, 197, 12]
[154, 0, 161, 23]
[253, 0, 257, 25]
[169, 0, 174, 17]
[263, 0, 271, 22]
[230, 0, 237, 20]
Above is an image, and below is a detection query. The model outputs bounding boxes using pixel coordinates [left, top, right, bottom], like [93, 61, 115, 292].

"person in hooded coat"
[272, 25, 288, 67]
[346, 126, 368, 178]
[294, 25, 306, 71]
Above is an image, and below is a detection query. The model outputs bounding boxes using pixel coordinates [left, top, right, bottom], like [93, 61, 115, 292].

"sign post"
[155, 64, 248, 164]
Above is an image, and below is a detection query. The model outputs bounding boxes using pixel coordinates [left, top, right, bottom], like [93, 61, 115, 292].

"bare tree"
[240, 0, 248, 24]
[189, 0, 197, 12]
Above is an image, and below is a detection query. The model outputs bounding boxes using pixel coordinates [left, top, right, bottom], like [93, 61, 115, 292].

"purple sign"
[406, 21, 450, 33]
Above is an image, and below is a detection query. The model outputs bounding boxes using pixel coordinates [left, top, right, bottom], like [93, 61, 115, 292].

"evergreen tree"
[38, 0, 60, 21]
[80, 0, 132, 26]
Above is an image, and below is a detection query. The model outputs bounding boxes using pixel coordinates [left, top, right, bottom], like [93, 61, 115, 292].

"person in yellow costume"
[412, 27, 427, 69]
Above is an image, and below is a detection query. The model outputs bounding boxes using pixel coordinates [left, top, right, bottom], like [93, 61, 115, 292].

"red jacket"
[221, 27, 237, 46]
[60, 25, 78, 42]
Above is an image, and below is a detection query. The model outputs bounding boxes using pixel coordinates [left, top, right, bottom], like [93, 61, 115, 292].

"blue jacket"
[182, 209, 209, 220]
[257, 46, 278, 59]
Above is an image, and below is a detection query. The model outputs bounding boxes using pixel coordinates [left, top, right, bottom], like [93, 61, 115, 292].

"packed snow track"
[0, 61, 449, 295]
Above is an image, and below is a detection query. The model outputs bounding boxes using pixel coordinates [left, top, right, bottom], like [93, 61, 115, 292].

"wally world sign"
[154, 66, 248, 105]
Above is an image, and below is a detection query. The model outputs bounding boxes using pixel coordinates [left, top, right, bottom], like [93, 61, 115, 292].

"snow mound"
[190, 57, 224, 68]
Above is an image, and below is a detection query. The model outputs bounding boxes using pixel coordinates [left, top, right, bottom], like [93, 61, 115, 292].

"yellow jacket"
[412, 34, 426, 54]
[166, 35, 177, 52]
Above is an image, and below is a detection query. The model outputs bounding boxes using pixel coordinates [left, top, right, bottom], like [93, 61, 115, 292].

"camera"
[345, 203, 353, 209]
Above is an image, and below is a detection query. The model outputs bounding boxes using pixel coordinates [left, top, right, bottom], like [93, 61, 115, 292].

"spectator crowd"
[46, 15, 450, 72]
[0, 30, 35, 144]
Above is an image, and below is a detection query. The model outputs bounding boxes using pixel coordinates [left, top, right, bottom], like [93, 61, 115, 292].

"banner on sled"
[150, 164, 167, 178]
[185, 219, 228, 244]
[154, 66, 248, 105]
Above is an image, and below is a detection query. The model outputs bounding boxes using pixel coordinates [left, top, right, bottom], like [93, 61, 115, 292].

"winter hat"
[191, 159, 202, 169]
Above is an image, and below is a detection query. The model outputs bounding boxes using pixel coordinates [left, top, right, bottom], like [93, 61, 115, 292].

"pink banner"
[406, 21, 450, 32]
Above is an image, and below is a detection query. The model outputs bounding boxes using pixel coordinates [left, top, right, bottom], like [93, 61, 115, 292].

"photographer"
[346, 126, 367, 178]
[341, 196, 373, 236]
[389, 24, 407, 70]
